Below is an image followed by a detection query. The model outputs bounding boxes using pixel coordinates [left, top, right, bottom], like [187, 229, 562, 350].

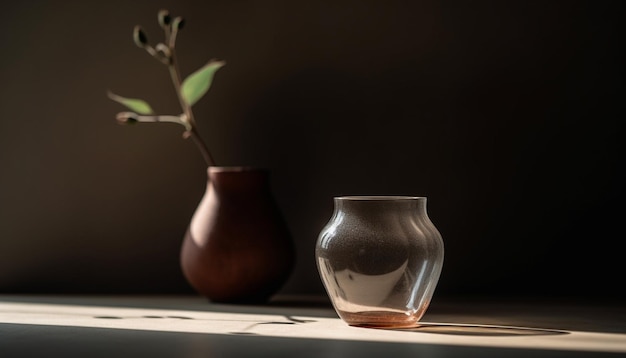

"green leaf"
[107, 91, 154, 115]
[181, 60, 225, 106]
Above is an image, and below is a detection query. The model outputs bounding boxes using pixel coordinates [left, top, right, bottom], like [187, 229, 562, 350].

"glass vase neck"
[334, 196, 427, 213]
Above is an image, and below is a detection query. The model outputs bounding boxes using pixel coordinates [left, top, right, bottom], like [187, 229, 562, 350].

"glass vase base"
[338, 310, 424, 328]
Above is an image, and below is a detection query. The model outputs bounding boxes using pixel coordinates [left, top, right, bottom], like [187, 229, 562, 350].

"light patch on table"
[0, 301, 625, 353]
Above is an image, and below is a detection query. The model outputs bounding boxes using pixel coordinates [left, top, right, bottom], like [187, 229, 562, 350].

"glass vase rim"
[334, 196, 427, 201]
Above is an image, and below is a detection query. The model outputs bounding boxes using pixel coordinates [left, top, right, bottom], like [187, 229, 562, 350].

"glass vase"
[316, 196, 444, 327]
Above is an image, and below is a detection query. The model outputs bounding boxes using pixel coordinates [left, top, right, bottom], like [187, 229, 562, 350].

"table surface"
[1, 295, 624, 357]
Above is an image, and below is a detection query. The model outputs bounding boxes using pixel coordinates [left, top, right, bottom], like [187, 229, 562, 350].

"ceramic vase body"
[316, 196, 444, 327]
[181, 167, 295, 303]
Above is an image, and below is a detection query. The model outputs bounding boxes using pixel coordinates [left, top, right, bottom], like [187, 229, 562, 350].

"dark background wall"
[1, 0, 624, 301]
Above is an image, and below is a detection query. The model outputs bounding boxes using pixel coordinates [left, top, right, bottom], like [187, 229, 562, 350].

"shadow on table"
[376, 322, 569, 337]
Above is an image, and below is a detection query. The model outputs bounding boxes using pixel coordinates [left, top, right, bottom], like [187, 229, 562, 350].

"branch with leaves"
[108, 9, 225, 166]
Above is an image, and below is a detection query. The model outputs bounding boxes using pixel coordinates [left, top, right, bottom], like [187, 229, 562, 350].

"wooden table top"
[1, 295, 624, 357]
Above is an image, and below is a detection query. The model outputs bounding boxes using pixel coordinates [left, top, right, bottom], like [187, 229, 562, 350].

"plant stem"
[188, 127, 214, 166]
[167, 41, 215, 166]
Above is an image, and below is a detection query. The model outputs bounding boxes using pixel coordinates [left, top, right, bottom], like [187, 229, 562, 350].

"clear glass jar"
[316, 196, 444, 328]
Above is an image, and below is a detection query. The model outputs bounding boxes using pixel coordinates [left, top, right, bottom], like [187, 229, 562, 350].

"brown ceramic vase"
[180, 167, 295, 303]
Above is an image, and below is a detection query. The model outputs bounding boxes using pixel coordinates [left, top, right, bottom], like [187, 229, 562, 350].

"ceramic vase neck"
[207, 167, 269, 192]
